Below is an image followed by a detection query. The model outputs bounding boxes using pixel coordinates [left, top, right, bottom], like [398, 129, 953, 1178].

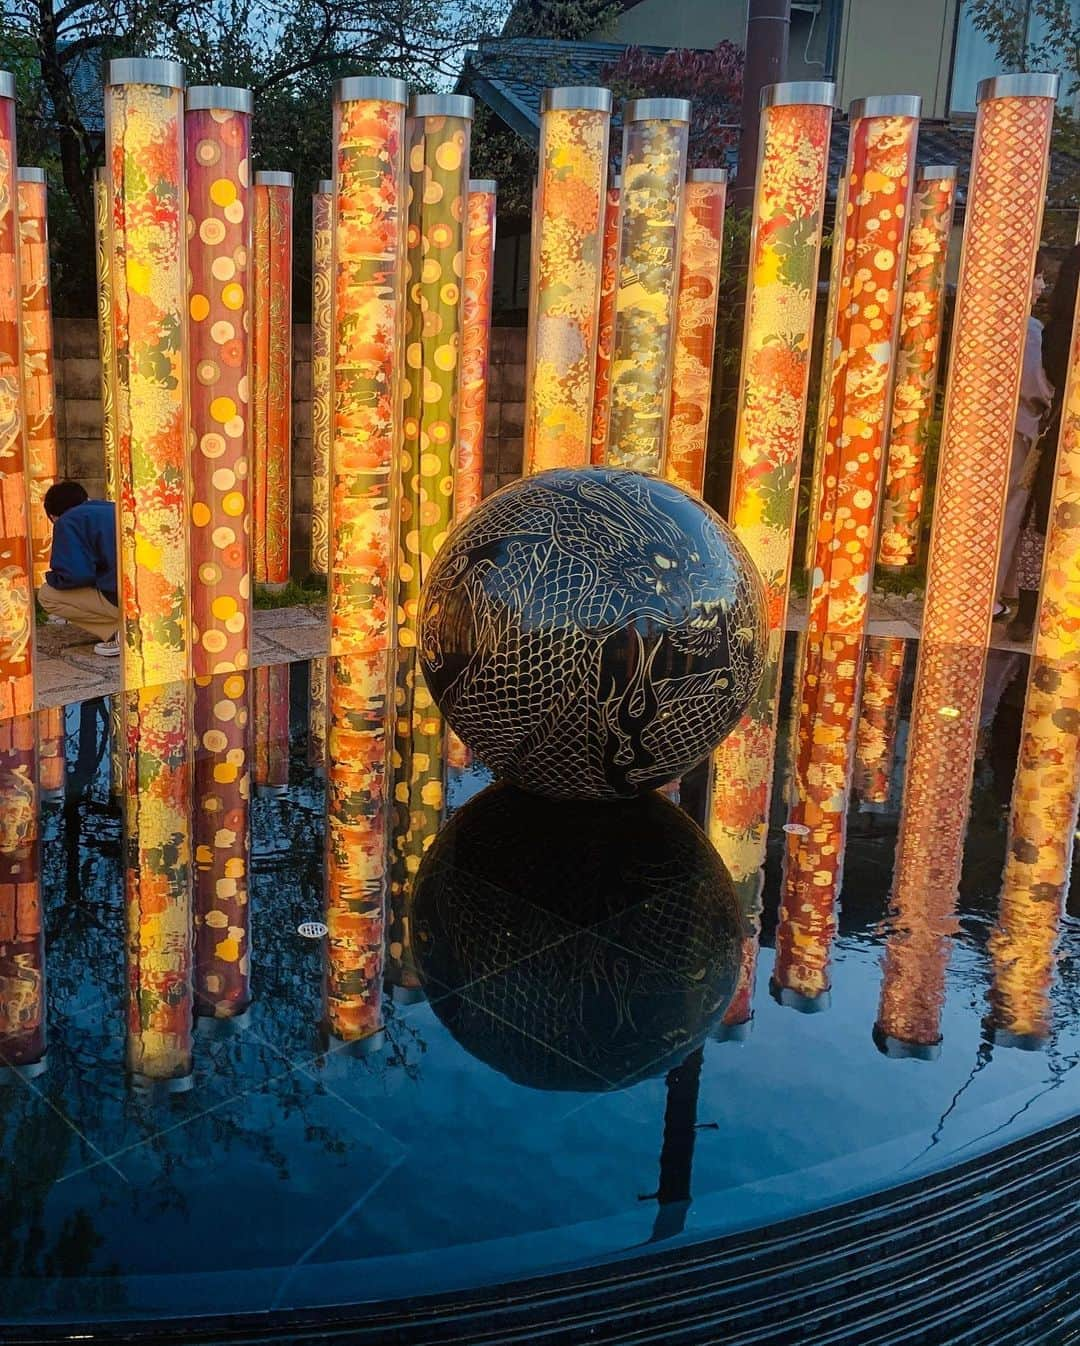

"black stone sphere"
[419, 468, 767, 799]
[412, 783, 741, 1091]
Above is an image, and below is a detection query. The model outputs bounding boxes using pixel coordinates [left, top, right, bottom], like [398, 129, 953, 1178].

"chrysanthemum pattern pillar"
[666, 168, 726, 497]
[185, 86, 253, 675]
[853, 635, 906, 805]
[325, 77, 409, 1043]
[124, 682, 193, 1085]
[0, 713, 44, 1072]
[16, 168, 57, 588]
[590, 177, 620, 465]
[606, 98, 691, 473]
[707, 86, 834, 1025]
[877, 167, 957, 570]
[0, 73, 35, 718]
[106, 58, 190, 689]
[455, 178, 495, 525]
[193, 671, 251, 1020]
[93, 167, 118, 503]
[988, 246, 1080, 1048]
[252, 170, 293, 586]
[524, 88, 612, 473]
[310, 179, 333, 575]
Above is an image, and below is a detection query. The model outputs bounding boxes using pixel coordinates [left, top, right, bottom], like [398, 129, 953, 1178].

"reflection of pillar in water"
[93, 167, 118, 501]
[193, 672, 251, 1020]
[16, 168, 58, 588]
[988, 237, 1080, 1048]
[853, 636, 906, 805]
[310, 179, 333, 576]
[184, 86, 254, 675]
[647, 1045, 704, 1243]
[524, 88, 612, 473]
[37, 705, 64, 800]
[589, 176, 620, 465]
[109, 694, 123, 797]
[709, 87, 833, 931]
[877, 167, 957, 570]
[0, 73, 36, 718]
[253, 662, 289, 794]
[324, 649, 389, 1045]
[455, 179, 496, 526]
[773, 633, 861, 1009]
[0, 714, 44, 1073]
[605, 98, 690, 474]
[252, 170, 293, 586]
[308, 655, 327, 770]
[124, 683, 193, 1086]
[106, 58, 190, 691]
[665, 168, 726, 498]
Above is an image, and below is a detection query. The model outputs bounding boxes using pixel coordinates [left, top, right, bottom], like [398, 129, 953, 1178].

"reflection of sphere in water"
[412, 784, 741, 1091]
[418, 468, 767, 799]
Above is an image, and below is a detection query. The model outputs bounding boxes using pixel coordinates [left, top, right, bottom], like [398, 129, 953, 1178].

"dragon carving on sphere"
[419, 469, 766, 799]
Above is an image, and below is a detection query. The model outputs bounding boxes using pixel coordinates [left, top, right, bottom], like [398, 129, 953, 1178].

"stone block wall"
[49, 317, 529, 577]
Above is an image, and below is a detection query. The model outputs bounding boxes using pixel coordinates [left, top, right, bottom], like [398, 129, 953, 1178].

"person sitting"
[37, 480, 120, 657]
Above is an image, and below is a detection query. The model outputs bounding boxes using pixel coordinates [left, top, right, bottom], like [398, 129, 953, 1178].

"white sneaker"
[94, 635, 120, 657]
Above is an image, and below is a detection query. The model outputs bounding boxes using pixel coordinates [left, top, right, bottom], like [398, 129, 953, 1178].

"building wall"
[834, 0, 960, 120]
[49, 318, 530, 578]
[599, 0, 745, 48]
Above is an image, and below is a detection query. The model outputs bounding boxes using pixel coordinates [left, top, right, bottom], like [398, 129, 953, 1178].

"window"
[950, 0, 1079, 115]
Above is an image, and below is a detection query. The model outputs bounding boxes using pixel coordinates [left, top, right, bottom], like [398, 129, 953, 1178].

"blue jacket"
[45, 500, 118, 606]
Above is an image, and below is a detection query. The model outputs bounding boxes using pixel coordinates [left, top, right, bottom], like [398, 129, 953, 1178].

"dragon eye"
[653, 554, 673, 570]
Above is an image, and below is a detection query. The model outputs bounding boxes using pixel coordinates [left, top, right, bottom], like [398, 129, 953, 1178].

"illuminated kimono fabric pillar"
[0, 73, 35, 718]
[310, 179, 333, 575]
[877, 74, 1058, 1053]
[185, 86, 253, 676]
[590, 176, 620, 466]
[252, 170, 293, 586]
[988, 259, 1080, 1048]
[37, 704, 64, 799]
[325, 77, 409, 1044]
[877, 167, 957, 570]
[0, 714, 44, 1072]
[308, 655, 327, 769]
[124, 683, 193, 1085]
[707, 84, 834, 1027]
[455, 178, 496, 526]
[106, 58, 190, 689]
[16, 169, 57, 587]
[666, 168, 726, 496]
[524, 87, 612, 473]
[253, 661, 289, 794]
[606, 98, 691, 473]
[853, 635, 906, 805]
[93, 167, 118, 502]
[193, 671, 251, 1019]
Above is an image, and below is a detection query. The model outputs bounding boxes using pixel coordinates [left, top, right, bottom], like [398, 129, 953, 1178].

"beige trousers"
[38, 583, 119, 641]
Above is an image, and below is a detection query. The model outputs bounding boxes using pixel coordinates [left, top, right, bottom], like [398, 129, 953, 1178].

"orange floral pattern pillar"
[185, 86, 253, 675]
[666, 168, 726, 496]
[93, 167, 118, 503]
[106, 58, 190, 690]
[124, 681, 193, 1086]
[252, 171, 293, 586]
[590, 176, 620, 465]
[455, 178, 496, 525]
[853, 635, 906, 805]
[193, 670, 251, 1020]
[988, 248, 1080, 1048]
[325, 77, 409, 1042]
[707, 85, 834, 1025]
[606, 98, 691, 473]
[524, 88, 612, 473]
[0, 713, 43, 1072]
[37, 704, 64, 799]
[877, 167, 957, 570]
[16, 168, 57, 587]
[0, 73, 35, 718]
[310, 179, 333, 575]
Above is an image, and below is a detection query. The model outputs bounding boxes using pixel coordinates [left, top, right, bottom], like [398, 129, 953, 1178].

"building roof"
[460, 35, 1080, 214]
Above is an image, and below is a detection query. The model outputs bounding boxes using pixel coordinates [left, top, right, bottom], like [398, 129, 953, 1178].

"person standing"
[36, 480, 120, 657]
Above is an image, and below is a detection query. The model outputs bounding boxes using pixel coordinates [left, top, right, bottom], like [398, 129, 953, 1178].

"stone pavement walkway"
[33, 593, 1034, 711]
